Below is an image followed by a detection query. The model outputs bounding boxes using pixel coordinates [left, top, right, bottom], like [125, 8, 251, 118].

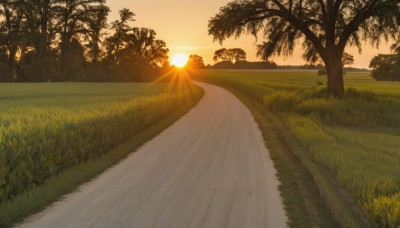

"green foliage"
[0, 83, 201, 202]
[195, 70, 400, 227]
[208, 0, 400, 95]
[369, 54, 400, 81]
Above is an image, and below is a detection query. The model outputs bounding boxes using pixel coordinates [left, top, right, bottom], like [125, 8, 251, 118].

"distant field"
[195, 70, 400, 227]
[0, 83, 202, 203]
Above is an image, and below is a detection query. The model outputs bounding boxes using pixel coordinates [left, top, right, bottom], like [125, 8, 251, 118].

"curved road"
[18, 82, 287, 228]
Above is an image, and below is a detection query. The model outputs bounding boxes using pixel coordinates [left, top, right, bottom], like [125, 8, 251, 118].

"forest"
[0, 0, 169, 82]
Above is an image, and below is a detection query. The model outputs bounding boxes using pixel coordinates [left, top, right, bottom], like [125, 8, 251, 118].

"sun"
[171, 54, 189, 68]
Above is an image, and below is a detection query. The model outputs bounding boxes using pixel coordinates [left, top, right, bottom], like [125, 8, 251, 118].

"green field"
[195, 70, 400, 227]
[0, 83, 202, 204]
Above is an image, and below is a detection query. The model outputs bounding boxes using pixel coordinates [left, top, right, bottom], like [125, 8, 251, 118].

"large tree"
[127, 28, 169, 69]
[105, 8, 135, 64]
[0, 0, 24, 81]
[53, 0, 106, 81]
[85, 4, 109, 63]
[116, 27, 169, 81]
[187, 54, 206, 69]
[369, 45, 400, 81]
[209, 0, 400, 96]
[19, 0, 59, 81]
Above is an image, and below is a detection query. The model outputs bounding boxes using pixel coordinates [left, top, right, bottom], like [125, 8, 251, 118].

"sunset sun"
[171, 54, 189, 68]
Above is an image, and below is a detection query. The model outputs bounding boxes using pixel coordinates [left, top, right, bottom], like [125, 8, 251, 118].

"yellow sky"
[108, 0, 394, 68]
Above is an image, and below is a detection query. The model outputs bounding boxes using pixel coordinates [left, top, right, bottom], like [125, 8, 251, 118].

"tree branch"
[337, 0, 379, 52]
[269, 0, 327, 60]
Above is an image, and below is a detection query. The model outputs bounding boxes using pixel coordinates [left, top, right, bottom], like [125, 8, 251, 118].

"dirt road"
[18, 82, 287, 228]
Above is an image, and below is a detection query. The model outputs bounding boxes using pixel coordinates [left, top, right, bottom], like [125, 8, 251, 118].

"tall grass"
[0, 83, 202, 203]
[196, 70, 400, 227]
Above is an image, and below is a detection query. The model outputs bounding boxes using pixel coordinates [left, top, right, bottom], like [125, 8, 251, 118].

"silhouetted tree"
[0, 0, 24, 81]
[86, 5, 109, 64]
[318, 52, 355, 75]
[105, 8, 135, 64]
[0, 2, 169, 82]
[187, 54, 206, 69]
[118, 27, 169, 81]
[129, 28, 169, 69]
[213, 48, 246, 63]
[209, 0, 400, 96]
[53, 0, 106, 81]
[370, 45, 400, 81]
[19, 0, 59, 81]
[230, 48, 247, 62]
[342, 53, 354, 67]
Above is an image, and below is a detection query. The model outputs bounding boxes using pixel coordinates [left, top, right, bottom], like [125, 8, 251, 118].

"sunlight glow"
[171, 54, 189, 68]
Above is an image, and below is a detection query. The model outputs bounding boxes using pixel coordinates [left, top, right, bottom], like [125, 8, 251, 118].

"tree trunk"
[325, 57, 345, 97]
[39, 12, 49, 82]
[8, 45, 17, 82]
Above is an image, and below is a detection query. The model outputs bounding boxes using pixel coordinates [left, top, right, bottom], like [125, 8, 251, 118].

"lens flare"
[171, 54, 189, 68]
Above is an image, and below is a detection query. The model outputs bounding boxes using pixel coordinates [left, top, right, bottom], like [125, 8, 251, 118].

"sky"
[107, 0, 394, 68]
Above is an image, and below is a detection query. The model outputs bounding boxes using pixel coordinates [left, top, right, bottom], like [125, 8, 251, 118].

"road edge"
[196, 79, 371, 227]
[0, 86, 204, 228]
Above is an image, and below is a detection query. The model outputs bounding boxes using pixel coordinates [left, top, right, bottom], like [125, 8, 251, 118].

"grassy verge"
[0, 86, 204, 228]
[196, 77, 372, 227]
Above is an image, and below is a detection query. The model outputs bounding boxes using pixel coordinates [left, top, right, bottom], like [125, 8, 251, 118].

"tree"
[209, 0, 400, 96]
[187, 54, 206, 69]
[213, 48, 231, 62]
[105, 8, 135, 64]
[20, 0, 59, 81]
[118, 27, 169, 81]
[213, 48, 246, 63]
[318, 52, 354, 75]
[342, 53, 354, 67]
[0, 0, 24, 81]
[53, 0, 107, 81]
[230, 48, 247, 62]
[128, 28, 169, 69]
[85, 5, 109, 63]
[369, 54, 400, 81]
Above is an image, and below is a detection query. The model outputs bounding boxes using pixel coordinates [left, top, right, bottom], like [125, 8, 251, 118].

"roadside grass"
[194, 70, 400, 227]
[199, 80, 340, 227]
[0, 83, 203, 227]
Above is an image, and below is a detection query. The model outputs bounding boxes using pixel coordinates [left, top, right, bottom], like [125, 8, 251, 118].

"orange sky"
[108, 0, 394, 68]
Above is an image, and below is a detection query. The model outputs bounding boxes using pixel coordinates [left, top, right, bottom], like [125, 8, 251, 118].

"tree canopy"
[213, 48, 247, 63]
[187, 55, 206, 69]
[0, 2, 169, 82]
[209, 0, 400, 96]
[369, 52, 400, 81]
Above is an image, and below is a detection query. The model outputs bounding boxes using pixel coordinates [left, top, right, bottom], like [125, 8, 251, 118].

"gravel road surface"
[18, 82, 287, 228]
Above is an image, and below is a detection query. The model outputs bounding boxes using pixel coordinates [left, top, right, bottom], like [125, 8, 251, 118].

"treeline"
[211, 61, 278, 69]
[207, 48, 277, 69]
[0, 1, 169, 82]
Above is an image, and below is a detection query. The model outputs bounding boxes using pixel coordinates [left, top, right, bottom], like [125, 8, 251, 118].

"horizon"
[107, 0, 394, 69]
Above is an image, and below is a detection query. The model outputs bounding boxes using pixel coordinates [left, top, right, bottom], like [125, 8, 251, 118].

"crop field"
[195, 70, 400, 227]
[0, 83, 202, 203]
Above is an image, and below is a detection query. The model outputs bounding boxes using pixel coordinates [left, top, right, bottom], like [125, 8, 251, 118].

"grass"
[194, 69, 400, 227]
[0, 82, 203, 227]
